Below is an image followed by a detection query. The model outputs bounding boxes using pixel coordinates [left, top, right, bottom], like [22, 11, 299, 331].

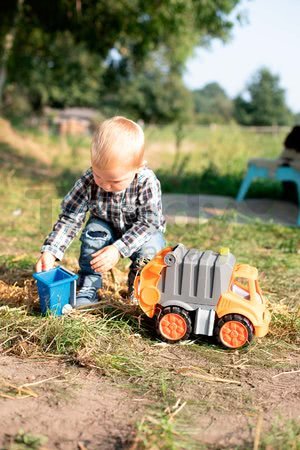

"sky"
[183, 0, 300, 112]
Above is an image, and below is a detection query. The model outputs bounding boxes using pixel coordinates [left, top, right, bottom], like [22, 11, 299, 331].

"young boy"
[35, 116, 166, 306]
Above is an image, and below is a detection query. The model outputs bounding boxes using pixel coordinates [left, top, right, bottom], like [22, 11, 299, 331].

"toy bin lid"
[33, 266, 78, 287]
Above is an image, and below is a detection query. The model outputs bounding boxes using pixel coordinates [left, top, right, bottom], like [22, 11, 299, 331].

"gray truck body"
[157, 244, 236, 336]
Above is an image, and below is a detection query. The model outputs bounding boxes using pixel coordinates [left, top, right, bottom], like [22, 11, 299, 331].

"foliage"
[104, 52, 194, 124]
[0, 0, 242, 118]
[6, 31, 104, 111]
[294, 112, 300, 125]
[233, 67, 293, 126]
[1, 0, 241, 65]
[193, 82, 233, 124]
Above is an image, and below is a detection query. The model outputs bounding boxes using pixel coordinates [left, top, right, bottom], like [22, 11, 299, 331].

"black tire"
[214, 314, 254, 349]
[156, 306, 192, 344]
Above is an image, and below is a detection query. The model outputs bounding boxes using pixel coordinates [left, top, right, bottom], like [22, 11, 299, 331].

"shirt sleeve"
[41, 174, 90, 260]
[113, 175, 163, 257]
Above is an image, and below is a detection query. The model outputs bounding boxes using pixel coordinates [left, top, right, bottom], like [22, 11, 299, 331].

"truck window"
[231, 277, 250, 300]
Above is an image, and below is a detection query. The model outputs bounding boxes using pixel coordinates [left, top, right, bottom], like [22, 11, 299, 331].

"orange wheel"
[220, 321, 248, 348]
[156, 307, 192, 343]
[215, 314, 253, 349]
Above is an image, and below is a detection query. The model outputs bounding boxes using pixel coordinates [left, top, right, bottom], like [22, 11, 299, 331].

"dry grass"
[0, 266, 299, 373]
[0, 118, 53, 165]
[268, 302, 300, 344]
[0, 279, 38, 310]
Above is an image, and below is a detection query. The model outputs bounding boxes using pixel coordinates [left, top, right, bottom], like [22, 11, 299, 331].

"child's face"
[92, 165, 138, 192]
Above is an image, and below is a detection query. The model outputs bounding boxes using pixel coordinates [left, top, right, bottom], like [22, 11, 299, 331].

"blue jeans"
[78, 216, 166, 290]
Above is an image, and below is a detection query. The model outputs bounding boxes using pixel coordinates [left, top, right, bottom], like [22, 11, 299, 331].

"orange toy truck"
[134, 244, 270, 349]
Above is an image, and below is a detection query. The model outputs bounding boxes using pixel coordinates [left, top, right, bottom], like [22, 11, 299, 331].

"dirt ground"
[185, 364, 300, 447]
[1, 350, 299, 449]
[0, 356, 141, 450]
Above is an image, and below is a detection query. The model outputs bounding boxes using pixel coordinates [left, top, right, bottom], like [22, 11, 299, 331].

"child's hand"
[35, 252, 56, 272]
[90, 245, 120, 273]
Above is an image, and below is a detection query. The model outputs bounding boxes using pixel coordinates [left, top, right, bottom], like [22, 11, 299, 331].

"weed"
[131, 401, 202, 450]
[232, 418, 300, 450]
[259, 419, 300, 450]
[8, 429, 48, 450]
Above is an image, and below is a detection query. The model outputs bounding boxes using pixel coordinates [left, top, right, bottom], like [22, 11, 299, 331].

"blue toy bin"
[33, 266, 78, 316]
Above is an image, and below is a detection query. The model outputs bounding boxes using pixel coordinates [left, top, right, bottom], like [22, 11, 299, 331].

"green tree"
[0, 0, 243, 116]
[103, 51, 193, 124]
[234, 68, 293, 126]
[6, 31, 104, 110]
[193, 82, 233, 123]
[294, 112, 300, 125]
[1, 0, 242, 67]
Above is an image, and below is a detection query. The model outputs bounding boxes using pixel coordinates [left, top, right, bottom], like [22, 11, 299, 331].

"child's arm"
[37, 172, 91, 267]
[113, 174, 165, 258]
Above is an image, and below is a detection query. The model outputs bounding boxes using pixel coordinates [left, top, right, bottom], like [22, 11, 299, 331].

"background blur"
[1, 0, 299, 202]
[1, 0, 299, 125]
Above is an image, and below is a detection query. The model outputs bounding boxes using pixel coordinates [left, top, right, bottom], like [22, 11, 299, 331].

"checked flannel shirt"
[41, 167, 166, 260]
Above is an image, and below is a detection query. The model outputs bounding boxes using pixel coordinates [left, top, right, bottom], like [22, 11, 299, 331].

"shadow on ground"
[1, 139, 298, 228]
[0, 142, 50, 181]
[157, 166, 284, 199]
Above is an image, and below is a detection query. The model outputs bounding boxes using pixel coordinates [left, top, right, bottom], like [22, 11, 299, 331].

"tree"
[6, 31, 104, 110]
[0, 0, 243, 115]
[193, 82, 233, 123]
[0, 0, 23, 107]
[102, 51, 194, 124]
[1, 0, 242, 67]
[294, 112, 300, 125]
[233, 68, 293, 126]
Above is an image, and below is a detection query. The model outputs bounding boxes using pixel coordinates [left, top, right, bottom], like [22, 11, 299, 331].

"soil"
[181, 362, 300, 447]
[154, 343, 300, 448]
[1, 349, 299, 449]
[0, 356, 142, 450]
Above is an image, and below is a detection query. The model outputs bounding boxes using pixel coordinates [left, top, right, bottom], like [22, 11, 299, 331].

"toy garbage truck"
[134, 244, 271, 349]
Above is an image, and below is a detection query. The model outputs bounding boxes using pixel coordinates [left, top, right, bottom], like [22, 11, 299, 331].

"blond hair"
[91, 116, 145, 169]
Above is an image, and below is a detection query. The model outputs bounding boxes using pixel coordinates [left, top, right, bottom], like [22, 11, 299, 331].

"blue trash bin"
[33, 266, 78, 316]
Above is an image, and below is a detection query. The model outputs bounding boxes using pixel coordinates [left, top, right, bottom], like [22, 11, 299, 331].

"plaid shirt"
[41, 167, 166, 259]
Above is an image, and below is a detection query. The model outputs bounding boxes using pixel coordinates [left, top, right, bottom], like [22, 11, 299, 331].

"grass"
[0, 306, 146, 374]
[6, 430, 48, 450]
[5, 418, 299, 450]
[131, 402, 203, 450]
[0, 118, 299, 449]
[145, 123, 287, 197]
[132, 415, 300, 450]
[258, 419, 300, 450]
[1, 117, 288, 198]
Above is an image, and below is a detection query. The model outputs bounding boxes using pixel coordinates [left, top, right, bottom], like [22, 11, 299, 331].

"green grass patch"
[259, 419, 300, 450]
[7, 429, 48, 450]
[132, 404, 203, 450]
[0, 306, 176, 399]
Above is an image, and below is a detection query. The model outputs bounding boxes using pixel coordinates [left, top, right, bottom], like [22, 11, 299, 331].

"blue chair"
[236, 163, 300, 226]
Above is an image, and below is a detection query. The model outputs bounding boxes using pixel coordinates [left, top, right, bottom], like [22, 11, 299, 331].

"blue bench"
[236, 163, 300, 226]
